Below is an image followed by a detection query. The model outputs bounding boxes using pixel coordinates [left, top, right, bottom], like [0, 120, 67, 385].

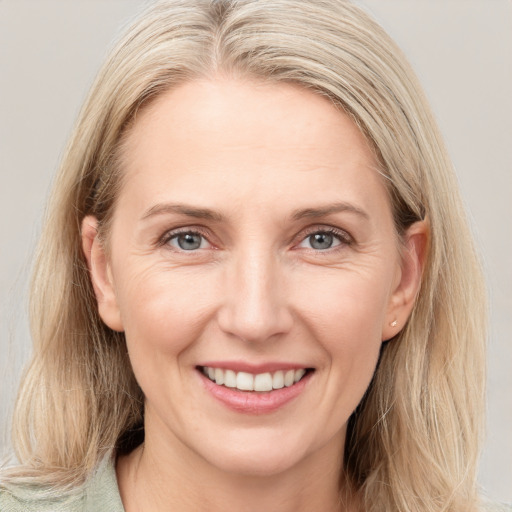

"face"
[84, 78, 423, 478]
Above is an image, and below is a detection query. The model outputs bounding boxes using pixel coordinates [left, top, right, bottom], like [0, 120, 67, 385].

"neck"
[117, 425, 356, 512]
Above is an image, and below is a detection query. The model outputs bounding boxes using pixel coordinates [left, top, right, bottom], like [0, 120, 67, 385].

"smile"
[198, 364, 314, 414]
[200, 366, 310, 392]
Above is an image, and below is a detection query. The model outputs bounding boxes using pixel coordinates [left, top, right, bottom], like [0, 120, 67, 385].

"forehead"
[124, 78, 374, 163]
[116, 78, 388, 219]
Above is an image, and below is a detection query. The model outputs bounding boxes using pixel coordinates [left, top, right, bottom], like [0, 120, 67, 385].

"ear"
[382, 220, 429, 341]
[81, 216, 124, 332]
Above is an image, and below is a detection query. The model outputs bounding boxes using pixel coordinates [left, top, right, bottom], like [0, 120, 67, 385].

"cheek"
[294, 269, 390, 401]
[114, 264, 217, 357]
[295, 265, 392, 342]
[112, 266, 222, 413]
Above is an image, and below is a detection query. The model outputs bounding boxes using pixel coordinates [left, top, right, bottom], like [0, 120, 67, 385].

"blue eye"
[299, 231, 343, 250]
[168, 232, 208, 251]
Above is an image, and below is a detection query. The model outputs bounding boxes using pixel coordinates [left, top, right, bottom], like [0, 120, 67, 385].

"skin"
[82, 78, 427, 512]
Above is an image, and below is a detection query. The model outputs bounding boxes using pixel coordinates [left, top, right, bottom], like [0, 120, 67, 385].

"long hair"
[4, 1, 486, 510]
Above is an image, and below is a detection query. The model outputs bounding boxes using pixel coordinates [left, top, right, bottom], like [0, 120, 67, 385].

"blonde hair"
[4, 1, 486, 510]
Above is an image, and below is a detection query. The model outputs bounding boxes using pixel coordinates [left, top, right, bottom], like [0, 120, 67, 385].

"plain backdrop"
[0, 0, 510, 503]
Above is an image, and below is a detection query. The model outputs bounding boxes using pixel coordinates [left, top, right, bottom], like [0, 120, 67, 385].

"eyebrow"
[291, 202, 370, 221]
[140, 203, 224, 222]
[140, 201, 369, 223]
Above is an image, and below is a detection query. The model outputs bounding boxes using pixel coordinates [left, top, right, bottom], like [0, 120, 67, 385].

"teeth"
[294, 369, 306, 383]
[214, 368, 224, 385]
[272, 370, 284, 389]
[236, 372, 254, 391]
[284, 370, 295, 387]
[224, 369, 236, 388]
[202, 367, 309, 392]
[254, 372, 273, 392]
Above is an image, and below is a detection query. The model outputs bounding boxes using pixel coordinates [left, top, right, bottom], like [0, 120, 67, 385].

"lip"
[198, 360, 309, 374]
[197, 366, 313, 415]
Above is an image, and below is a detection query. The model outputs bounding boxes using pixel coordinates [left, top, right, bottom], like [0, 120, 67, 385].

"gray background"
[0, 0, 510, 502]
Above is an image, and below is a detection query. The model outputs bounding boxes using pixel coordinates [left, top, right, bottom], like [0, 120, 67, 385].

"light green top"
[0, 457, 124, 512]
[1, 460, 511, 512]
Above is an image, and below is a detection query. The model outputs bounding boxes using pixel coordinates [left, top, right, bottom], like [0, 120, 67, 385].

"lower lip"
[199, 370, 313, 414]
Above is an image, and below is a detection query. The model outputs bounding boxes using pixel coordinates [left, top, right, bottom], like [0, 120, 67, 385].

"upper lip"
[198, 361, 313, 374]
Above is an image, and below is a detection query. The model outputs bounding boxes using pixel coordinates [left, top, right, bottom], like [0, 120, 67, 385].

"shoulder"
[0, 456, 124, 512]
[0, 485, 84, 512]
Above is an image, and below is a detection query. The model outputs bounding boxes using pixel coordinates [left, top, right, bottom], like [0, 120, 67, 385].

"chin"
[208, 450, 305, 478]
[191, 427, 329, 479]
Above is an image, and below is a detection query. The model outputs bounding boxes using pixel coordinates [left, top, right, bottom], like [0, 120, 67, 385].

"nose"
[216, 248, 293, 344]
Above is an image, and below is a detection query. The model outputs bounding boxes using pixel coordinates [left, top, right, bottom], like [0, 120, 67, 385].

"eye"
[298, 229, 348, 251]
[167, 231, 210, 251]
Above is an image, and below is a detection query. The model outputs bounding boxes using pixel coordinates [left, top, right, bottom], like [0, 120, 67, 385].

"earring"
[390, 320, 397, 327]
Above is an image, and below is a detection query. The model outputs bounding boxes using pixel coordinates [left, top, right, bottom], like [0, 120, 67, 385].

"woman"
[0, 0, 498, 510]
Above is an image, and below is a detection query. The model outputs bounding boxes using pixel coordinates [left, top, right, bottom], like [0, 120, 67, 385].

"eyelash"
[158, 225, 353, 253]
[158, 226, 212, 249]
[296, 226, 353, 252]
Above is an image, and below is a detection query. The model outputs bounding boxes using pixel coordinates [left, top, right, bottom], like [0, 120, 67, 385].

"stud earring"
[390, 320, 397, 327]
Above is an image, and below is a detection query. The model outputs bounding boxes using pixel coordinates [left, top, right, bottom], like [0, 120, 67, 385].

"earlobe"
[382, 220, 429, 341]
[81, 216, 124, 332]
